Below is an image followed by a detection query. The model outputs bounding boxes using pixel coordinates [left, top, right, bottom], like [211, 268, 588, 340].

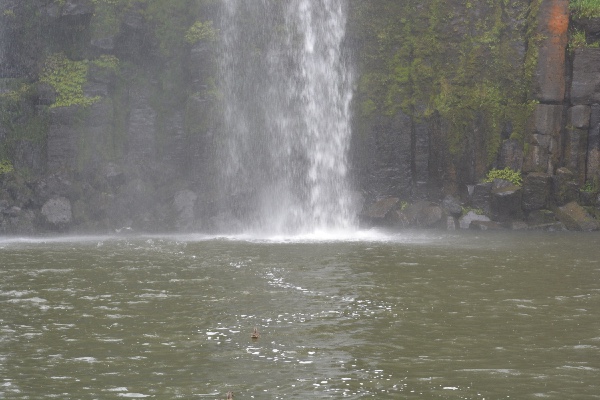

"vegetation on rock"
[570, 0, 600, 19]
[39, 54, 100, 108]
[483, 167, 523, 186]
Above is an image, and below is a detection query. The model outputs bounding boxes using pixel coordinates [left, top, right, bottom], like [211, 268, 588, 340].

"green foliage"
[349, 0, 538, 167]
[185, 20, 217, 44]
[581, 179, 599, 193]
[461, 206, 485, 216]
[39, 53, 100, 108]
[570, 0, 600, 19]
[569, 29, 600, 52]
[92, 54, 120, 71]
[0, 160, 14, 175]
[483, 167, 523, 186]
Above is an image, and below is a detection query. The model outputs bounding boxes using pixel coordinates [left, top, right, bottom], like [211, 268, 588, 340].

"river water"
[1, 230, 599, 399]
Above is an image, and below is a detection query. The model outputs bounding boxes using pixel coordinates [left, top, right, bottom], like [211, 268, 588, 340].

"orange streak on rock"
[548, 2, 569, 35]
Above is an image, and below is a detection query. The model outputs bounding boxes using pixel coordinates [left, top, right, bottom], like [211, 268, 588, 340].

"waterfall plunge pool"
[1, 230, 599, 398]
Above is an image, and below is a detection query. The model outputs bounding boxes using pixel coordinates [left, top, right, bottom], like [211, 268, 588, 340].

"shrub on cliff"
[570, 0, 600, 19]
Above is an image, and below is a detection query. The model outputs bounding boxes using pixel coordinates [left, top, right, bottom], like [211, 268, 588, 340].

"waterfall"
[215, 0, 355, 235]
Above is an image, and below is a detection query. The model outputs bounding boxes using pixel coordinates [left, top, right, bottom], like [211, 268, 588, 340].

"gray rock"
[401, 201, 444, 228]
[553, 167, 579, 206]
[491, 184, 523, 222]
[568, 105, 591, 129]
[527, 209, 557, 226]
[579, 190, 597, 206]
[571, 48, 600, 104]
[587, 105, 600, 182]
[522, 172, 551, 211]
[498, 139, 523, 171]
[41, 197, 72, 226]
[564, 127, 588, 185]
[61, 0, 93, 16]
[442, 195, 462, 217]
[459, 211, 491, 229]
[471, 182, 492, 214]
[555, 201, 599, 231]
[362, 197, 400, 225]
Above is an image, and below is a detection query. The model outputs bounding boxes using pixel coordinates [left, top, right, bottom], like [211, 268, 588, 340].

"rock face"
[41, 197, 72, 228]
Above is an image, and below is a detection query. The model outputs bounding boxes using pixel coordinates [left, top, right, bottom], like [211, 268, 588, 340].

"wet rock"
[361, 197, 400, 226]
[36, 82, 57, 106]
[587, 105, 600, 183]
[442, 195, 462, 218]
[458, 211, 491, 229]
[564, 127, 588, 185]
[41, 196, 73, 227]
[532, 0, 569, 102]
[445, 216, 457, 230]
[573, 17, 600, 40]
[552, 167, 579, 206]
[580, 190, 598, 207]
[555, 201, 599, 231]
[571, 48, 600, 104]
[401, 201, 444, 228]
[103, 163, 125, 188]
[470, 220, 505, 230]
[527, 209, 557, 226]
[470, 182, 492, 214]
[490, 182, 523, 222]
[61, 0, 94, 17]
[522, 172, 551, 211]
[568, 105, 591, 129]
[498, 139, 523, 171]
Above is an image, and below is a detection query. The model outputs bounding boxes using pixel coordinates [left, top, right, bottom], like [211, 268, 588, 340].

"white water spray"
[216, 0, 355, 235]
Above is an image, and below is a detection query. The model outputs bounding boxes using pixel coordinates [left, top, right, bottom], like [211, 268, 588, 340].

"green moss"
[0, 160, 14, 175]
[39, 53, 101, 108]
[483, 167, 523, 186]
[185, 20, 217, 44]
[570, 0, 600, 19]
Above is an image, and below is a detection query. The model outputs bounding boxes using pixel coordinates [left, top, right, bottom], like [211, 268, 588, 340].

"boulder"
[442, 195, 462, 218]
[459, 211, 491, 229]
[361, 197, 400, 226]
[555, 201, 599, 231]
[490, 182, 523, 222]
[522, 172, 551, 211]
[41, 197, 73, 227]
[400, 201, 444, 228]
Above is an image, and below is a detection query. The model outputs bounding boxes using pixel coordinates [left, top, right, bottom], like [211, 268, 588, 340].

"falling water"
[215, 0, 355, 235]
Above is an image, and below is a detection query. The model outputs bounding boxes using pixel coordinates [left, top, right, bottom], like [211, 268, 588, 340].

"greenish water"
[1, 231, 599, 399]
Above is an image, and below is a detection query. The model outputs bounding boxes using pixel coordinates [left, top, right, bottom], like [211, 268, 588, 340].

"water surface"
[1, 230, 599, 398]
